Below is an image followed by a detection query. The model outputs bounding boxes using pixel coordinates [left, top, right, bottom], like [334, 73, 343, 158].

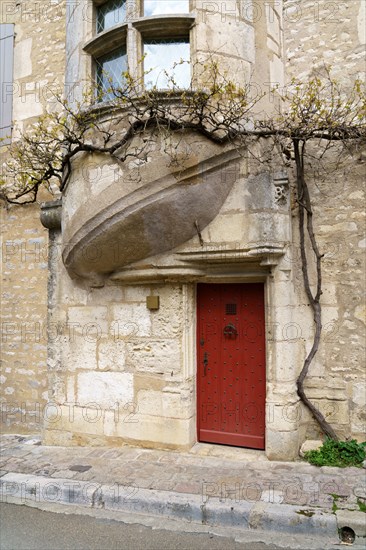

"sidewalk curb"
[0, 472, 338, 540]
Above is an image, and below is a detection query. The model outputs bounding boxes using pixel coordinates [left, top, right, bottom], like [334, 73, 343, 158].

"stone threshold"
[188, 442, 269, 462]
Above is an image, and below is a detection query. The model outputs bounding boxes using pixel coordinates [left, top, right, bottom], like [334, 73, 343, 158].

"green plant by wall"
[357, 498, 366, 513]
[304, 438, 366, 468]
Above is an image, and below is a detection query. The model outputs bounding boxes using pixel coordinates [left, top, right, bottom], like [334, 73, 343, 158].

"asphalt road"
[0, 503, 283, 550]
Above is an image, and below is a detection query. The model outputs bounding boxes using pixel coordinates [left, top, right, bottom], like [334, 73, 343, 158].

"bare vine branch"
[293, 139, 338, 440]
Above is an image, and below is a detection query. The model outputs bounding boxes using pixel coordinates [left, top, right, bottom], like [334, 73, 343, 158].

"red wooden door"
[197, 283, 266, 449]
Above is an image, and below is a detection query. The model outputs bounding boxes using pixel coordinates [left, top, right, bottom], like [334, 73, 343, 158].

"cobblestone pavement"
[1, 434, 364, 512]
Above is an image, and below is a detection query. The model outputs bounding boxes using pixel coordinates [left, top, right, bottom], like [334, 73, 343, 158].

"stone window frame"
[83, 0, 195, 95]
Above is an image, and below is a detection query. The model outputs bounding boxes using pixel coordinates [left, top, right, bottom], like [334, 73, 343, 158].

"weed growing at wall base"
[304, 438, 366, 468]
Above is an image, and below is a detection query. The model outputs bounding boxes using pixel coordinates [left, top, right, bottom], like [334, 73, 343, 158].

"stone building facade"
[1, 0, 365, 460]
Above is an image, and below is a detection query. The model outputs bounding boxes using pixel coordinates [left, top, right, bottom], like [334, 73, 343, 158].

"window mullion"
[126, 0, 140, 21]
[126, 25, 141, 88]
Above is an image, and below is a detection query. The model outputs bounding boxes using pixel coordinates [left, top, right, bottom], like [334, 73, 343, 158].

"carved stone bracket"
[273, 172, 289, 204]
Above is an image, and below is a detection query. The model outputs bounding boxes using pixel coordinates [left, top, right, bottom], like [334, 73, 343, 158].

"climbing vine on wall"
[1, 64, 365, 439]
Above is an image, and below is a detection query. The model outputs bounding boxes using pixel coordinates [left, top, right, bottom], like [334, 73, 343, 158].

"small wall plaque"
[146, 295, 160, 310]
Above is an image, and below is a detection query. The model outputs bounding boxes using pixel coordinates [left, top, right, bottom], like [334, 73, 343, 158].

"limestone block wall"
[1, 201, 49, 433]
[43, 264, 197, 448]
[284, 0, 365, 82]
[291, 156, 366, 441]
[283, 0, 366, 440]
[0, 0, 66, 433]
[194, 0, 256, 83]
[1, 0, 67, 136]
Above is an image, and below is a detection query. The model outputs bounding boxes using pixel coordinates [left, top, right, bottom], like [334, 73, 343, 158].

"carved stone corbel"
[273, 172, 289, 204]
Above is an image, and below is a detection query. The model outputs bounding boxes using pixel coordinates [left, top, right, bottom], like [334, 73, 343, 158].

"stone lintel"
[110, 244, 285, 284]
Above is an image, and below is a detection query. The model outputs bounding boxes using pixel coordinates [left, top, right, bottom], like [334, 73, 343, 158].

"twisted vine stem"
[293, 138, 339, 440]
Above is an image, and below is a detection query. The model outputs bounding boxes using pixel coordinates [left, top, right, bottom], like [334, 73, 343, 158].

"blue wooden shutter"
[0, 24, 14, 144]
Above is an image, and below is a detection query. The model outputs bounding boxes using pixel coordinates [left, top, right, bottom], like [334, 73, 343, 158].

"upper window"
[86, 1, 194, 100]
[97, 0, 127, 33]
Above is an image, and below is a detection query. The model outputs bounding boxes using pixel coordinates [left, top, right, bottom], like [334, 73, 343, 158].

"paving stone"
[68, 465, 92, 472]
[1, 447, 32, 457]
[49, 469, 80, 479]
[158, 454, 181, 464]
[23, 438, 42, 446]
[84, 449, 108, 458]
[171, 480, 202, 494]
[34, 468, 57, 476]
[99, 449, 125, 459]
[73, 472, 97, 482]
[1, 459, 27, 472]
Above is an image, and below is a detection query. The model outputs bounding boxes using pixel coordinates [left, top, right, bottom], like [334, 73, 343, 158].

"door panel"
[197, 283, 266, 449]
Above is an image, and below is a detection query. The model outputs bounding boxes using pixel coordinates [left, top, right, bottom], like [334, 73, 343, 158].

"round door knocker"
[223, 323, 238, 337]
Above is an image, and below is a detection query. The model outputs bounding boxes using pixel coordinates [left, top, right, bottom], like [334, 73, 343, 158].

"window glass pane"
[0, 24, 14, 144]
[144, 0, 189, 16]
[96, 46, 127, 100]
[97, 0, 126, 33]
[144, 39, 190, 89]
